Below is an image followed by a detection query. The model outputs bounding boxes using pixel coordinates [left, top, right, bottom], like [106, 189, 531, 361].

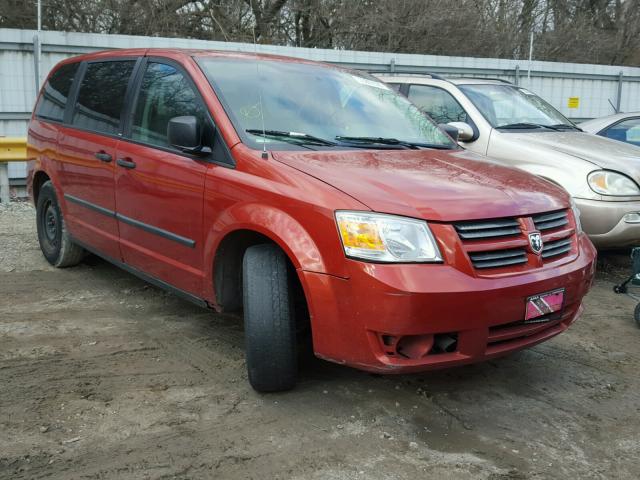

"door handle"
[117, 158, 136, 169]
[94, 151, 112, 162]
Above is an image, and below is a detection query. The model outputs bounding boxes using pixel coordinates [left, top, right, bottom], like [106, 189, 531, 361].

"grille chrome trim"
[541, 237, 572, 259]
[468, 248, 527, 269]
[533, 210, 569, 231]
[454, 218, 520, 240]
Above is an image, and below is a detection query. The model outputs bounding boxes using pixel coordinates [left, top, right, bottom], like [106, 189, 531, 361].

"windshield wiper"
[246, 129, 337, 146]
[497, 122, 581, 132]
[497, 122, 552, 130]
[549, 123, 583, 132]
[335, 136, 417, 149]
[334, 136, 454, 150]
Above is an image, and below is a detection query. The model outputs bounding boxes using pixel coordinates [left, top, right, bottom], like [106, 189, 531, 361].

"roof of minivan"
[59, 48, 330, 68]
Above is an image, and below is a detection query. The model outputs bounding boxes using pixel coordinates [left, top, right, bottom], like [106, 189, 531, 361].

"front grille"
[468, 248, 527, 269]
[454, 209, 575, 271]
[542, 237, 572, 259]
[533, 210, 568, 231]
[454, 218, 520, 240]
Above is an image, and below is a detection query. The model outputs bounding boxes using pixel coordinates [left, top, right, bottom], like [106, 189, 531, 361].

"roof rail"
[420, 74, 514, 84]
[476, 77, 513, 84]
[423, 71, 447, 80]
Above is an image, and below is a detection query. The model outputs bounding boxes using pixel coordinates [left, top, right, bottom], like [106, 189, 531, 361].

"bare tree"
[1, 0, 638, 66]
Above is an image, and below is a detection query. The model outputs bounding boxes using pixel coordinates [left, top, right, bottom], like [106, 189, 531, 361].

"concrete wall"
[2, 27, 640, 179]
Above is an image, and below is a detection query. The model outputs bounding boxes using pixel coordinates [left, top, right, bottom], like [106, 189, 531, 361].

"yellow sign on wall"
[568, 97, 580, 108]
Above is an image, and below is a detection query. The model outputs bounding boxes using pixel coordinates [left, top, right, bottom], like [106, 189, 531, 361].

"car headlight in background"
[587, 170, 640, 196]
[570, 198, 582, 234]
[335, 211, 442, 262]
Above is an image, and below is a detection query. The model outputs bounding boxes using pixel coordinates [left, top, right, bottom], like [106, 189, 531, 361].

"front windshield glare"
[459, 84, 573, 128]
[197, 57, 454, 149]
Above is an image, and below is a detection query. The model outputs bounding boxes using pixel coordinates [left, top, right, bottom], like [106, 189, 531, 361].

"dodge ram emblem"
[529, 232, 543, 255]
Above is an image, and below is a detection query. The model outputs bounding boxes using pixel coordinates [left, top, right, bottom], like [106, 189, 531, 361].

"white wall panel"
[2, 27, 640, 179]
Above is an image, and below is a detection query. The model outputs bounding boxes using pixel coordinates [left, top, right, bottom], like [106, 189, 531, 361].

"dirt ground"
[1, 201, 639, 480]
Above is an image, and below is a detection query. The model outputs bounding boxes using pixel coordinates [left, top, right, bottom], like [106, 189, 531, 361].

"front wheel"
[242, 244, 297, 392]
[36, 181, 85, 268]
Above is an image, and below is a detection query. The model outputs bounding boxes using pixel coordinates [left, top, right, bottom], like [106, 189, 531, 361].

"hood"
[497, 131, 640, 176]
[272, 148, 567, 222]
[579, 113, 639, 134]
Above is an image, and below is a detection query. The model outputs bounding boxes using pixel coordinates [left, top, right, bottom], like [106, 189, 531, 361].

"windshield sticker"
[251, 137, 276, 144]
[240, 103, 263, 119]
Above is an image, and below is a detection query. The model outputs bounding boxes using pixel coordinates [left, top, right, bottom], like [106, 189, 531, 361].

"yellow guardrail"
[0, 137, 27, 163]
[0, 137, 27, 203]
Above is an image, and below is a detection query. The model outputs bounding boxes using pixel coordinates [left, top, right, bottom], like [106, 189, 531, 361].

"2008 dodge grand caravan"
[27, 49, 596, 392]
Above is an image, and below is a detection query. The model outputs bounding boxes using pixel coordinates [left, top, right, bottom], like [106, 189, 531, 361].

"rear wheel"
[36, 181, 85, 268]
[242, 244, 297, 392]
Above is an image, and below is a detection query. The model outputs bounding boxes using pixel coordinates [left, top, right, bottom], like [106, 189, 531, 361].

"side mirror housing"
[168, 116, 209, 154]
[447, 121, 475, 142]
[438, 123, 460, 142]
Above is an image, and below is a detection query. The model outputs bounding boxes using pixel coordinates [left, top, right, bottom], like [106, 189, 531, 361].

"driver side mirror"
[168, 116, 211, 155]
[446, 122, 475, 142]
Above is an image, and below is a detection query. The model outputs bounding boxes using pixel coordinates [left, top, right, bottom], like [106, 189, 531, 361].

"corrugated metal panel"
[2, 27, 640, 179]
[0, 119, 29, 136]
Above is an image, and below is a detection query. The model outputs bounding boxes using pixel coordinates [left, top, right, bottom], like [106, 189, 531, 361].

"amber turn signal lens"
[338, 217, 385, 251]
[335, 211, 442, 263]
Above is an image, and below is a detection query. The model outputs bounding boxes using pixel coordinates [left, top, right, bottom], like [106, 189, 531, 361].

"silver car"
[580, 113, 640, 148]
[381, 75, 640, 247]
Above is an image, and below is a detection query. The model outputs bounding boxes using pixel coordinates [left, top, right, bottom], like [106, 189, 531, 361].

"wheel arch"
[206, 204, 332, 312]
[31, 170, 51, 205]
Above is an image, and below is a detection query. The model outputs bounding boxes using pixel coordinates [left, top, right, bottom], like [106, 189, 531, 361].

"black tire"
[634, 303, 640, 329]
[243, 244, 297, 392]
[36, 181, 85, 268]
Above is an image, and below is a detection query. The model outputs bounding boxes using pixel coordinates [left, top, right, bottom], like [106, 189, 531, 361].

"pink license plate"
[525, 289, 564, 322]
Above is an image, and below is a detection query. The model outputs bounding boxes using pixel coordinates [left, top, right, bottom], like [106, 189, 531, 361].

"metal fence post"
[0, 163, 9, 204]
[33, 34, 40, 94]
[616, 71, 624, 113]
[515, 65, 520, 86]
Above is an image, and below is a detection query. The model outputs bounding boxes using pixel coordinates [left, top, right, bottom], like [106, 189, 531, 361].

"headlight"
[587, 170, 640, 196]
[335, 211, 442, 263]
[570, 198, 582, 234]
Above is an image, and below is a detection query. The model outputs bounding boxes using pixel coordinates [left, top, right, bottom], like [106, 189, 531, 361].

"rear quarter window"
[71, 60, 136, 135]
[35, 62, 79, 122]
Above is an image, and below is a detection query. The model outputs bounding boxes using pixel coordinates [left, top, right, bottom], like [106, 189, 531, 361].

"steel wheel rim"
[42, 200, 58, 246]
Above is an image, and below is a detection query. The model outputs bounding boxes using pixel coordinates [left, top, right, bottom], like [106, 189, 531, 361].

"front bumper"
[575, 197, 640, 248]
[301, 233, 596, 373]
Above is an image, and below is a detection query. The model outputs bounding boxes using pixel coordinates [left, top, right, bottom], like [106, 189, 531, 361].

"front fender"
[203, 202, 348, 299]
[515, 163, 595, 199]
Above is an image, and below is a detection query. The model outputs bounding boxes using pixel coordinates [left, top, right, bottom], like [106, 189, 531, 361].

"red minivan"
[27, 49, 596, 392]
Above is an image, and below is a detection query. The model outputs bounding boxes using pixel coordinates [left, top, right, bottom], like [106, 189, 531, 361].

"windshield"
[458, 84, 574, 129]
[197, 57, 454, 150]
